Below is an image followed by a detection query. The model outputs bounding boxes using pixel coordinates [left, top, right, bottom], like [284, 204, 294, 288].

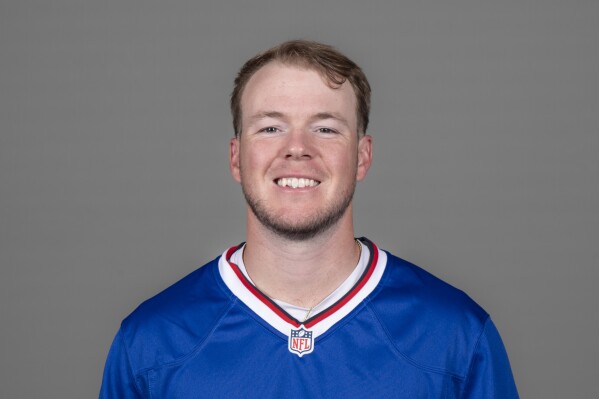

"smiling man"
[100, 40, 519, 398]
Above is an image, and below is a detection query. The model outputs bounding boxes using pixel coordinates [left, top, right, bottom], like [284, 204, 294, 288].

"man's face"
[230, 62, 372, 240]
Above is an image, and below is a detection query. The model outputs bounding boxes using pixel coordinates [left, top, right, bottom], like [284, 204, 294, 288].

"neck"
[243, 207, 359, 308]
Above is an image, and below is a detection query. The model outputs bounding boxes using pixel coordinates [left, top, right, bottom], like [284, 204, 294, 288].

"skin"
[229, 62, 372, 308]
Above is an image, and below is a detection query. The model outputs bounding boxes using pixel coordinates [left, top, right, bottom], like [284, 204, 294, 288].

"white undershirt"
[229, 240, 370, 322]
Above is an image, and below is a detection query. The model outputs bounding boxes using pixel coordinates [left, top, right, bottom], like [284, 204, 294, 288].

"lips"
[275, 177, 320, 188]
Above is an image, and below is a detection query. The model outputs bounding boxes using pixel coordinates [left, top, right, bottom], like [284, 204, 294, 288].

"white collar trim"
[218, 239, 387, 339]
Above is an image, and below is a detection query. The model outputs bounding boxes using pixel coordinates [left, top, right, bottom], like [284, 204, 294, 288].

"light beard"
[241, 180, 357, 241]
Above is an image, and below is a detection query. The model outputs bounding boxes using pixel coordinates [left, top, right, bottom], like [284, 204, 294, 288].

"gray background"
[1, 1, 597, 397]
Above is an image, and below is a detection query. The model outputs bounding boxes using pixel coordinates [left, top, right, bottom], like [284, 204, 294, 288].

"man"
[100, 40, 519, 398]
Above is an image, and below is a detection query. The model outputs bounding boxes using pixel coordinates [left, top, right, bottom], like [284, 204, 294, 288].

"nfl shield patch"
[288, 327, 314, 357]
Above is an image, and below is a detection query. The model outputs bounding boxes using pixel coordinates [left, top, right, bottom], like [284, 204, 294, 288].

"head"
[229, 40, 373, 241]
[230, 40, 371, 138]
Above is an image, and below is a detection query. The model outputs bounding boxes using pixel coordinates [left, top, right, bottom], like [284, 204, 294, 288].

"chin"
[252, 205, 352, 241]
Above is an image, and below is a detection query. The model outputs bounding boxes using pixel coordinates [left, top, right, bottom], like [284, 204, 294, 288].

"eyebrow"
[247, 111, 286, 124]
[247, 111, 350, 128]
[309, 112, 350, 127]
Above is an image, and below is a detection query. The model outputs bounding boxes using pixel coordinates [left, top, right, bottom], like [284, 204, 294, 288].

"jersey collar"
[218, 237, 387, 338]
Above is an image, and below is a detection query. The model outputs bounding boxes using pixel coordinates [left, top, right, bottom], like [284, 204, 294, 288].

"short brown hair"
[230, 40, 371, 137]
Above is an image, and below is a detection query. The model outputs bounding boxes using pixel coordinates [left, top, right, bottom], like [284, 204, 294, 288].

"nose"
[285, 129, 313, 160]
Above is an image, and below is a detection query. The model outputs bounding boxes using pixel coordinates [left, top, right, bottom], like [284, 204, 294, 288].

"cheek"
[333, 147, 359, 174]
[240, 145, 272, 175]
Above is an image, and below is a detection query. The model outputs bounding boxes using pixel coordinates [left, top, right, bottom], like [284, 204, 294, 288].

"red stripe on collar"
[225, 238, 379, 329]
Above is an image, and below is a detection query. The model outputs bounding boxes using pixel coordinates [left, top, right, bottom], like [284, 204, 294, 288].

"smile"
[275, 177, 320, 189]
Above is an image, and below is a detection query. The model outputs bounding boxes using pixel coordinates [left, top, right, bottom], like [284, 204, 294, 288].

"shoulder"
[118, 255, 234, 374]
[375, 252, 488, 321]
[368, 251, 489, 379]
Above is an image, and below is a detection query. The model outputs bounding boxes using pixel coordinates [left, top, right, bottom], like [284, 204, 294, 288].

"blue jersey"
[100, 238, 518, 398]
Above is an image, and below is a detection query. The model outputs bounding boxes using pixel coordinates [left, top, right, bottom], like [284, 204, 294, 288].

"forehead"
[240, 62, 357, 125]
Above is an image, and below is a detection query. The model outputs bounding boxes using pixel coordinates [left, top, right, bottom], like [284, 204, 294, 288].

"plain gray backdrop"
[1, 1, 597, 397]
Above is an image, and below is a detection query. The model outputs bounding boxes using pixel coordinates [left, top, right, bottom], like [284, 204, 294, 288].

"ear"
[229, 137, 241, 183]
[356, 134, 372, 181]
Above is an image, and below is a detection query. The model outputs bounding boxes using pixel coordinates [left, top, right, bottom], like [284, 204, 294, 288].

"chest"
[143, 314, 462, 399]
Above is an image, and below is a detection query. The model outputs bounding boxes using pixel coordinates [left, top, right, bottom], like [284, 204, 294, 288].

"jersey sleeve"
[461, 317, 519, 398]
[99, 328, 144, 399]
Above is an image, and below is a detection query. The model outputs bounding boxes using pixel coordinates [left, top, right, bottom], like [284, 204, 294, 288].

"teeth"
[276, 177, 319, 188]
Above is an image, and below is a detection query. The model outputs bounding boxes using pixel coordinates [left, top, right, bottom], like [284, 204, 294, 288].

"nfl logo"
[288, 327, 314, 357]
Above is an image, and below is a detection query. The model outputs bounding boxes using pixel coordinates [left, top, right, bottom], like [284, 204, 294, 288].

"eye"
[259, 126, 279, 133]
[317, 127, 337, 134]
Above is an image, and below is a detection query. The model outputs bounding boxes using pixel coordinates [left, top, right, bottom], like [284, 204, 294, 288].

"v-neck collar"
[218, 237, 387, 339]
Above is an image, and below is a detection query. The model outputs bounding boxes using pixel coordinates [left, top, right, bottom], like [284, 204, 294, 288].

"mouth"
[275, 177, 320, 189]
